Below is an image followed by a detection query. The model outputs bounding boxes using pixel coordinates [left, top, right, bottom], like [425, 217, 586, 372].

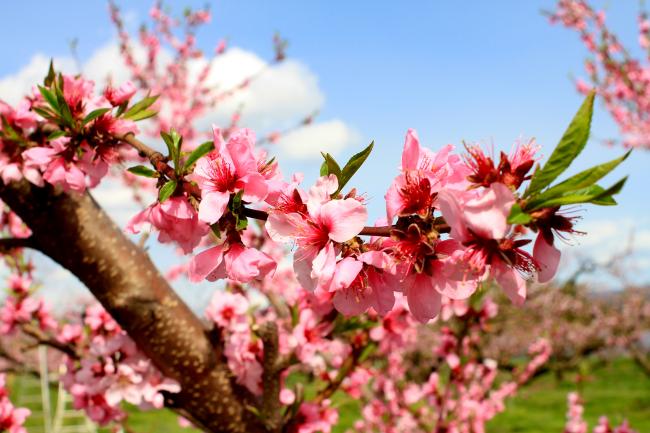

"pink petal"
[534, 234, 561, 283]
[198, 191, 230, 224]
[188, 245, 226, 282]
[404, 274, 442, 323]
[333, 285, 371, 316]
[326, 257, 363, 293]
[240, 172, 269, 203]
[492, 260, 526, 306]
[307, 175, 338, 215]
[401, 128, 420, 170]
[319, 198, 367, 243]
[463, 182, 515, 240]
[265, 212, 306, 243]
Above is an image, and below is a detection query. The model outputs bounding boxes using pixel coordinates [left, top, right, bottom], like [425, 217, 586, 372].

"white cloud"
[277, 119, 360, 159]
[0, 43, 356, 160]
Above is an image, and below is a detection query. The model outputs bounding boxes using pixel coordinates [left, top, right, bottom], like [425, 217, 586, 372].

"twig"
[0, 237, 36, 253]
[258, 322, 283, 432]
[20, 323, 79, 359]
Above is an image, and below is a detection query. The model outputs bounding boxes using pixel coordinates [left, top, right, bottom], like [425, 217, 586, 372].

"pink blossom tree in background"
[550, 0, 650, 149]
[0, 2, 639, 433]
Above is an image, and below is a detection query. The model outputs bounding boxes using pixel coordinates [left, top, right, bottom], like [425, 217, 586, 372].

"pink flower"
[385, 129, 469, 222]
[22, 137, 86, 192]
[438, 183, 552, 306]
[193, 127, 269, 225]
[0, 396, 30, 433]
[104, 81, 137, 106]
[266, 175, 368, 291]
[205, 291, 249, 332]
[331, 251, 399, 316]
[126, 196, 208, 254]
[188, 242, 276, 283]
[295, 401, 339, 433]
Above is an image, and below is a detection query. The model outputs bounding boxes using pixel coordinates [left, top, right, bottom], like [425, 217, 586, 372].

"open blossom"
[204, 291, 249, 332]
[385, 129, 469, 222]
[126, 196, 208, 254]
[22, 137, 86, 192]
[464, 139, 539, 189]
[188, 242, 276, 284]
[192, 127, 270, 225]
[331, 250, 399, 317]
[438, 182, 559, 305]
[265, 174, 368, 292]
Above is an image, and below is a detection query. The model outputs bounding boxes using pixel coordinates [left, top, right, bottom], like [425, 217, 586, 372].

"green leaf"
[158, 179, 178, 202]
[123, 95, 159, 119]
[55, 91, 74, 127]
[183, 141, 214, 171]
[47, 130, 67, 140]
[44, 60, 56, 87]
[32, 107, 57, 121]
[160, 130, 179, 169]
[38, 86, 59, 111]
[235, 215, 248, 231]
[529, 151, 630, 207]
[127, 165, 158, 178]
[525, 92, 595, 198]
[320, 160, 329, 176]
[527, 177, 627, 209]
[320, 152, 342, 189]
[127, 109, 158, 121]
[338, 141, 374, 193]
[507, 203, 533, 225]
[82, 108, 111, 126]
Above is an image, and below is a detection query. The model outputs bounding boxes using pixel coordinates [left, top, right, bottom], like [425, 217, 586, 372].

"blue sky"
[0, 1, 648, 296]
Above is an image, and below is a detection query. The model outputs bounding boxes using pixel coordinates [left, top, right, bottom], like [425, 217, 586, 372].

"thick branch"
[0, 179, 265, 433]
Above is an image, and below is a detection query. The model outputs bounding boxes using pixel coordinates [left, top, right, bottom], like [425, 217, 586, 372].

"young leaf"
[38, 86, 59, 111]
[525, 92, 595, 198]
[338, 141, 374, 193]
[47, 130, 67, 140]
[530, 150, 630, 206]
[82, 108, 111, 126]
[527, 176, 627, 209]
[235, 215, 248, 231]
[320, 152, 342, 181]
[44, 60, 56, 87]
[158, 179, 178, 202]
[127, 165, 159, 178]
[124, 95, 159, 119]
[160, 131, 177, 167]
[127, 109, 158, 122]
[507, 203, 533, 225]
[183, 140, 214, 171]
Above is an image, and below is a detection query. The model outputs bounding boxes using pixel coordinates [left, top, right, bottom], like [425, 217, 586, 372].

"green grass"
[486, 358, 650, 433]
[7, 358, 650, 433]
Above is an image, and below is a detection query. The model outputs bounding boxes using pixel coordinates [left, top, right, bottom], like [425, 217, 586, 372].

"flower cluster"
[550, 0, 650, 148]
[564, 392, 638, 433]
[0, 374, 30, 433]
[58, 304, 180, 425]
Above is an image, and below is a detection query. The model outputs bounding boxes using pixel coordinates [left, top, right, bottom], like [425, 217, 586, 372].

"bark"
[0, 179, 266, 433]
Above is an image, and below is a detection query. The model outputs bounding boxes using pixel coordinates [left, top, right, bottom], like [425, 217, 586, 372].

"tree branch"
[0, 237, 36, 253]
